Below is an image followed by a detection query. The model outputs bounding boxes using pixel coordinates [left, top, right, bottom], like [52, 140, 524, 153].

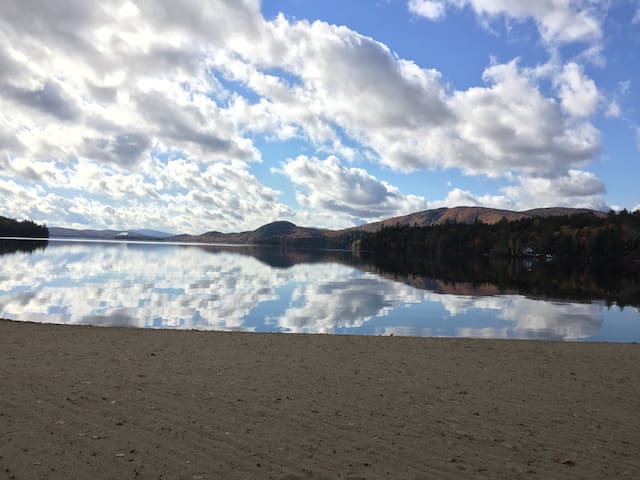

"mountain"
[171, 221, 327, 247]
[50, 206, 607, 246]
[50, 227, 122, 239]
[344, 206, 606, 232]
[170, 206, 607, 248]
[359, 207, 640, 260]
[50, 227, 174, 240]
[130, 229, 174, 238]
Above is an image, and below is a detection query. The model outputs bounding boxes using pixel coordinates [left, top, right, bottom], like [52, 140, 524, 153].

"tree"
[0, 216, 49, 238]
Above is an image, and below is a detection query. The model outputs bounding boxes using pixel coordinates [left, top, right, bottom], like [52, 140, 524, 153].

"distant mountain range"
[344, 206, 606, 232]
[49, 227, 175, 240]
[50, 206, 606, 248]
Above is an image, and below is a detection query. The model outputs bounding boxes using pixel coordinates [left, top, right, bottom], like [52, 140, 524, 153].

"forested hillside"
[358, 211, 640, 260]
[0, 216, 49, 238]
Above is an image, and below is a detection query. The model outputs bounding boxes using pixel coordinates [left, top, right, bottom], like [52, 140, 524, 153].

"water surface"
[1, 239, 639, 341]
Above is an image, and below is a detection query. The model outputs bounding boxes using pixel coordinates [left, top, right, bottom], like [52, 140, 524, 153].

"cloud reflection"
[0, 242, 617, 339]
[272, 276, 428, 334]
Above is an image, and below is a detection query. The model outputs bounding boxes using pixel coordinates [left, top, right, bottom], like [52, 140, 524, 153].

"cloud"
[502, 169, 607, 210]
[447, 60, 599, 176]
[0, 0, 102, 55]
[0, 129, 24, 155]
[605, 100, 621, 119]
[408, 0, 446, 20]
[138, 0, 263, 44]
[454, 295, 602, 340]
[0, 0, 282, 231]
[83, 133, 152, 167]
[275, 274, 428, 333]
[427, 188, 515, 210]
[554, 62, 600, 118]
[604, 79, 632, 119]
[0, 0, 612, 230]
[279, 155, 427, 223]
[407, 0, 603, 46]
[222, 16, 452, 165]
[0, 156, 64, 184]
[0, 157, 295, 234]
[239, 22, 600, 178]
[426, 171, 608, 212]
[133, 91, 258, 161]
[0, 0, 262, 157]
[4, 81, 81, 121]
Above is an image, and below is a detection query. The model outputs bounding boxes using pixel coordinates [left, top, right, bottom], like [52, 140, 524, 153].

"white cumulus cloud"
[279, 155, 427, 225]
[555, 62, 600, 118]
[448, 60, 599, 176]
[427, 188, 515, 210]
[502, 170, 607, 210]
[408, 0, 446, 19]
[0, 0, 612, 231]
[407, 0, 603, 46]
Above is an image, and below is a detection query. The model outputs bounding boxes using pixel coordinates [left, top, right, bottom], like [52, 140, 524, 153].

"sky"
[1, 0, 639, 234]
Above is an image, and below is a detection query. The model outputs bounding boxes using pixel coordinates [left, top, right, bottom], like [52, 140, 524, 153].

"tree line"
[357, 210, 640, 260]
[0, 216, 49, 238]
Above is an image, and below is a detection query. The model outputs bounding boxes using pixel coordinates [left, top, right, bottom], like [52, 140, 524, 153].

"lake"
[1, 239, 639, 341]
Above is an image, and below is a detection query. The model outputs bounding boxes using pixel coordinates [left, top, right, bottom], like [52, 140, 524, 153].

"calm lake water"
[1, 239, 639, 342]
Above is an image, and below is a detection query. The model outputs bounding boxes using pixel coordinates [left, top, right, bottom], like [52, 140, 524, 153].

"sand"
[1, 320, 639, 480]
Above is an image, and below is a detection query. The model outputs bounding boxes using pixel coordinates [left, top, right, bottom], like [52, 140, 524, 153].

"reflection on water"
[0, 239, 48, 256]
[0, 240, 639, 341]
[367, 252, 640, 309]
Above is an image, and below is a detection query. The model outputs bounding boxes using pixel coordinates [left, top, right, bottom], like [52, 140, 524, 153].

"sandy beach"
[1, 320, 639, 479]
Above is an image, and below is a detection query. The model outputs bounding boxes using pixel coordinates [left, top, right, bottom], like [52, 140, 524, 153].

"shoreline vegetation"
[0, 215, 49, 239]
[356, 210, 640, 261]
[1, 319, 639, 479]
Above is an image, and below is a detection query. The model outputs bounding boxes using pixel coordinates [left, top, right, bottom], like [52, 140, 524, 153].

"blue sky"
[1, 0, 639, 233]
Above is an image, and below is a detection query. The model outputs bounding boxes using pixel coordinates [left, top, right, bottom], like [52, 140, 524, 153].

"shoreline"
[2, 319, 639, 479]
